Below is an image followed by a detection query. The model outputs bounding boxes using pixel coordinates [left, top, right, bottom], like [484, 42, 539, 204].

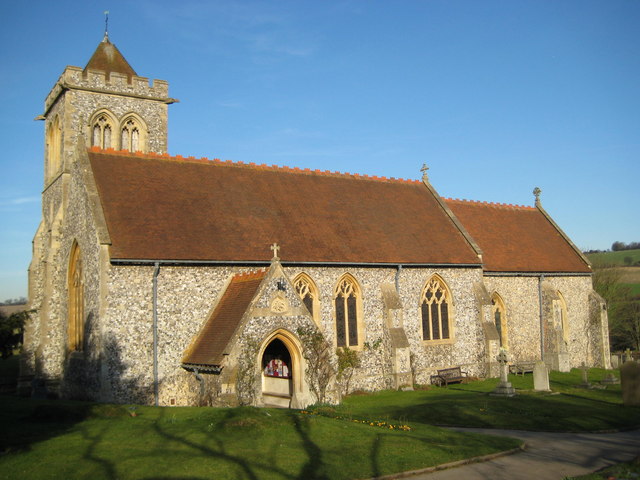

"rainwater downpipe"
[193, 368, 205, 398]
[395, 264, 403, 292]
[153, 262, 160, 407]
[538, 274, 545, 361]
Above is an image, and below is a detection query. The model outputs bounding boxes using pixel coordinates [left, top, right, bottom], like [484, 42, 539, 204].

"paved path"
[409, 428, 640, 480]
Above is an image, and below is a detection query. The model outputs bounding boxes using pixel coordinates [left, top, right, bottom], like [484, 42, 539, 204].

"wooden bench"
[509, 361, 536, 376]
[430, 367, 468, 386]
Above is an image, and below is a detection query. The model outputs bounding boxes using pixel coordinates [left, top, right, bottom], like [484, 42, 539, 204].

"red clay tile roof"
[83, 37, 137, 81]
[88, 148, 481, 265]
[445, 199, 591, 273]
[182, 269, 266, 367]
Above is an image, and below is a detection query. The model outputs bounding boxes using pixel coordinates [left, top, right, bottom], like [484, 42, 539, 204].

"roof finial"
[270, 242, 280, 261]
[421, 163, 429, 182]
[103, 11, 110, 42]
[533, 187, 542, 207]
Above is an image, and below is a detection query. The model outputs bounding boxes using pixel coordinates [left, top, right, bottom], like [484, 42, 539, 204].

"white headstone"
[533, 361, 550, 391]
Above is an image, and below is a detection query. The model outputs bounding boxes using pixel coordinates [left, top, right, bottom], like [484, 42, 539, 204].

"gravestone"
[621, 361, 640, 407]
[579, 363, 591, 388]
[611, 354, 620, 369]
[533, 361, 550, 391]
[491, 349, 516, 397]
[601, 372, 620, 385]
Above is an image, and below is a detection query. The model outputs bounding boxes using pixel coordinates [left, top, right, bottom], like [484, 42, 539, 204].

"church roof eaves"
[88, 147, 481, 265]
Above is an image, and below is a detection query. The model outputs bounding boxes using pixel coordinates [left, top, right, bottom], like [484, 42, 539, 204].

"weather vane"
[104, 11, 110, 39]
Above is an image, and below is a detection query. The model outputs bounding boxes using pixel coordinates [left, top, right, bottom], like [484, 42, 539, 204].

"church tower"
[39, 33, 176, 190]
[23, 34, 177, 397]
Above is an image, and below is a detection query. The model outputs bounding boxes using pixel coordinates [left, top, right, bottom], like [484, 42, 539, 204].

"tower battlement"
[44, 66, 174, 114]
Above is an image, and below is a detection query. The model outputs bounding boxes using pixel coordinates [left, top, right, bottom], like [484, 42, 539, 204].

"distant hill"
[587, 250, 640, 297]
[587, 249, 640, 268]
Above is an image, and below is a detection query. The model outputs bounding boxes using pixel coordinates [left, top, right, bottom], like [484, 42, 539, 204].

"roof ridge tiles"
[233, 269, 267, 282]
[444, 196, 535, 210]
[86, 147, 423, 184]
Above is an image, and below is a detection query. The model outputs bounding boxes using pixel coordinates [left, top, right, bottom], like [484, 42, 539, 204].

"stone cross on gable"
[270, 243, 280, 261]
[421, 163, 429, 182]
[533, 187, 542, 206]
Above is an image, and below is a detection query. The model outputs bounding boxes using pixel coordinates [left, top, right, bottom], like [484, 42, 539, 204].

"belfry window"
[121, 118, 140, 152]
[334, 275, 361, 347]
[91, 114, 113, 149]
[46, 116, 61, 179]
[420, 276, 452, 342]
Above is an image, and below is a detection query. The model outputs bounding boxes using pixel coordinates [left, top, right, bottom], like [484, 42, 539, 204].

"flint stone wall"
[483, 275, 605, 368]
[24, 150, 104, 399]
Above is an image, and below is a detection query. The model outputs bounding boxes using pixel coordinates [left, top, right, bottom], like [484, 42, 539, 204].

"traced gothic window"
[68, 242, 84, 352]
[293, 273, 319, 323]
[334, 275, 361, 347]
[91, 113, 114, 149]
[120, 116, 145, 152]
[491, 293, 508, 348]
[420, 276, 452, 342]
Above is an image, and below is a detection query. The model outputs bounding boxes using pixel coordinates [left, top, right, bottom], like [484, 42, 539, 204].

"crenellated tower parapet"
[44, 66, 174, 114]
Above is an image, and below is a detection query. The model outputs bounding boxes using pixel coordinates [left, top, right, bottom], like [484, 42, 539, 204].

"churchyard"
[0, 366, 638, 480]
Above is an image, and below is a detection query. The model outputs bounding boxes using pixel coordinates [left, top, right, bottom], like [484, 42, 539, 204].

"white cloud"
[0, 196, 39, 207]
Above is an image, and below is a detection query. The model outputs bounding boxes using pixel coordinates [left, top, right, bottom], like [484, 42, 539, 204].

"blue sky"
[0, 0, 638, 301]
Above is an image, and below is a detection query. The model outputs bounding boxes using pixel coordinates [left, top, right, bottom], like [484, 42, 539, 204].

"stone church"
[21, 35, 611, 408]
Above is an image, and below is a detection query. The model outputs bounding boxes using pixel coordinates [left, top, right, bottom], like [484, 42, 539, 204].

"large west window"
[420, 276, 453, 342]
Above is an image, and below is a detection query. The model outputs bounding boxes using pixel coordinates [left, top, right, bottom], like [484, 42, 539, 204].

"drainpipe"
[153, 262, 160, 407]
[193, 368, 204, 398]
[395, 264, 403, 292]
[538, 274, 545, 361]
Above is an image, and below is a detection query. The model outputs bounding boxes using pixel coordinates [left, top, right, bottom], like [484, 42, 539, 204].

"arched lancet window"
[334, 275, 362, 348]
[293, 273, 319, 324]
[120, 115, 146, 152]
[90, 111, 115, 149]
[491, 293, 508, 348]
[46, 116, 62, 179]
[555, 291, 569, 344]
[68, 242, 84, 352]
[420, 276, 453, 342]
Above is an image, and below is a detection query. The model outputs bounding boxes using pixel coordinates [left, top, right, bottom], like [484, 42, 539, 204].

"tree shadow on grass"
[147, 408, 301, 480]
[0, 395, 93, 454]
[291, 413, 329, 480]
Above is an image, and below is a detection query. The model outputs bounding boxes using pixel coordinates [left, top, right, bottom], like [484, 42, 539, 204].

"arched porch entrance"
[259, 330, 311, 408]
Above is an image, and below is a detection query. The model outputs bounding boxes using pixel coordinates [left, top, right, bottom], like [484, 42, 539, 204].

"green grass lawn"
[0, 368, 635, 480]
[0, 395, 519, 480]
[334, 369, 640, 433]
